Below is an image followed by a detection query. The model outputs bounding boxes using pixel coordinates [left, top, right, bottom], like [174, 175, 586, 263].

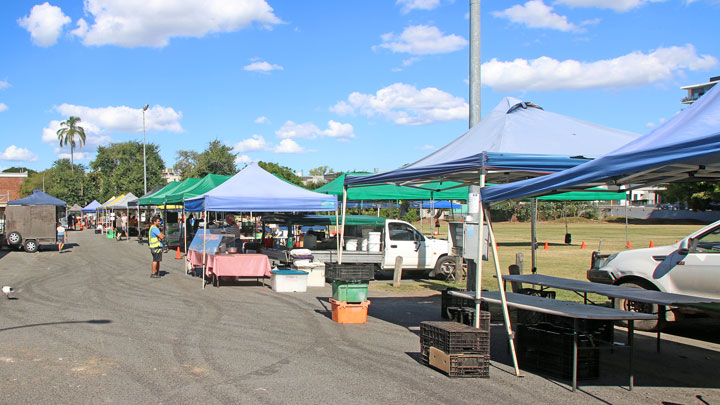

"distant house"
[682, 76, 719, 104]
[161, 168, 181, 183]
[0, 171, 28, 210]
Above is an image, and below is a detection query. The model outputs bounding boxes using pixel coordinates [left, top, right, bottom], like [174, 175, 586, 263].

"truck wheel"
[433, 256, 457, 280]
[23, 239, 39, 253]
[7, 232, 21, 246]
[613, 281, 662, 331]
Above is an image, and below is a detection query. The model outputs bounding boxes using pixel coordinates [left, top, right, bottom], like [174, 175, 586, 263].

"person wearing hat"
[149, 215, 165, 278]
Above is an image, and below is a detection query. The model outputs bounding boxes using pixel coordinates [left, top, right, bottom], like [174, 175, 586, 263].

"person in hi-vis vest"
[149, 216, 166, 278]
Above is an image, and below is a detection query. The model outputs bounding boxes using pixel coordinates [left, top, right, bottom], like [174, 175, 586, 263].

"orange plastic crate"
[330, 298, 370, 324]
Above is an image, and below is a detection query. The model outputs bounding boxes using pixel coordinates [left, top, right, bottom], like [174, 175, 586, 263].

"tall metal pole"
[142, 104, 149, 195]
[469, 0, 481, 128]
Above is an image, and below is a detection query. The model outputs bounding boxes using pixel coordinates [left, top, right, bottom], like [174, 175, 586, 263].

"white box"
[270, 269, 309, 292]
[292, 262, 325, 287]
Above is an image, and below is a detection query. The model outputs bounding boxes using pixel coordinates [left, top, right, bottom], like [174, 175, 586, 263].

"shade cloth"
[106, 193, 139, 209]
[128, 184, 164, 207]
[8, 189, 66, 206]
[165, 173, 231, 204]
[68, 203, 83, 212]
[137, 181, 179, 206]
[345, 97, 638, 188]
[184, 162, 337, 212]
[481, 84, 720, 203]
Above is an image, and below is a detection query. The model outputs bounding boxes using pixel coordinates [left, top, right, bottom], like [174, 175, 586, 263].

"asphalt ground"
[0, 229, 718, 404]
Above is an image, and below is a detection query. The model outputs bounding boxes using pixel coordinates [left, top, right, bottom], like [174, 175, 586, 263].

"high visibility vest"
[149, 225, 162, 248]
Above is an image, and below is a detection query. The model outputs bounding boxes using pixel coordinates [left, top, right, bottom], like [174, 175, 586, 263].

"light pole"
[142, 104, 149, 195]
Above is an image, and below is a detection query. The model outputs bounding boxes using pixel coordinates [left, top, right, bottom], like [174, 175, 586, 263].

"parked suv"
[588, 220, 720, 330]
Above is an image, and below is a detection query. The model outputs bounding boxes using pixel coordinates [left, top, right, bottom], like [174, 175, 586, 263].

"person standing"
[57, 221, 66, 253]
[149, 216, 165, 278]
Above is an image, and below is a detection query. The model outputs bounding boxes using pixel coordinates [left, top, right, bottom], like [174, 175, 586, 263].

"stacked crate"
[420, 320, 491, 378]
[325, 263, 374, 324]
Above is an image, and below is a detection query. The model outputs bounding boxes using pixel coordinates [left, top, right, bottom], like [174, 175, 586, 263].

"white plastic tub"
[270, 269, 309, 292]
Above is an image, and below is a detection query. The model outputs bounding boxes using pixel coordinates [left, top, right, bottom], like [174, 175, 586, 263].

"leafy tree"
[91, 141, 164, 202]
[3, 167, 37, 175]
[193, 139, 237, 177]
[258, 161, 303, 186]
[56, 116, 87, 173]
[173, 150, 200, 180]
[309, 166, 333, 176]
[21, 160, 87, 205]
[660, 182, 720, 210]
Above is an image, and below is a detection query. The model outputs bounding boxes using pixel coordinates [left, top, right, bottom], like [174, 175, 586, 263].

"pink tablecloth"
[188, 250, 271, 278]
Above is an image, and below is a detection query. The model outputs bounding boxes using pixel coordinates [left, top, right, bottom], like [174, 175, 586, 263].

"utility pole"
[469, 0, 481, 128]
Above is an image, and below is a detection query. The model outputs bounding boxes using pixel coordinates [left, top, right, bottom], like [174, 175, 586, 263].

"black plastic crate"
[446, 307, 491, 331]
[420, 321, 490, 354]
[324, 262, 374, 282]
[517, 312, 613, 343]
[420, 346, 490, 378]
[441, 288, 473, 319]
[516, 323, 600, 380]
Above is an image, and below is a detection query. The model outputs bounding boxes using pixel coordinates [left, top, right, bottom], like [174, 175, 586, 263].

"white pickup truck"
[261, 215, 453, 278]
[588, 219, 720, 330]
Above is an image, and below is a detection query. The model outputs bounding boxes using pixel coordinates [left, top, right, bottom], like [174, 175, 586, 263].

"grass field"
[373, 219, 701, 302]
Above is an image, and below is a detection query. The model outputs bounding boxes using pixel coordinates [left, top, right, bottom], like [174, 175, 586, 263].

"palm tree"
[56, 116, 87, 173]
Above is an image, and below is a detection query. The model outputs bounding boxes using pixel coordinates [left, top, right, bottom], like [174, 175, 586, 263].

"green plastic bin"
[331, 281, 369, 303]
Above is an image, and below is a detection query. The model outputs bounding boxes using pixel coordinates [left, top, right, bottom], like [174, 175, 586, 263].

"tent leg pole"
[531, 198, 537, 274]
[485, 206, 522, 377]
[475, 173, 485, 330]
[339, 187, 348, 264]
[335, 202, 340, 258]
[202, 210, 207, 289]
[183, 206, 187, 259]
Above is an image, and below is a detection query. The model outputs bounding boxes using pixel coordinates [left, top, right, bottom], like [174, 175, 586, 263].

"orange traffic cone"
[626, 241, 632, 249]
[79, 221, 83, 231]
[543, 242, 549, 250]
[580, 241, 586, 249]
[649, 240, 655, 248]
[175, 246, 182, 259]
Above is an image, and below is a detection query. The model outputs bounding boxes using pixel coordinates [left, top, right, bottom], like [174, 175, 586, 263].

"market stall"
[184, 162, 337, 288]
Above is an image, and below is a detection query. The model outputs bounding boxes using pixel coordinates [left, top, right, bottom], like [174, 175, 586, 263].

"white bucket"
[368, 242, 381, 252]
[345, 239, 358, 251]
[368, 232, 381, 244]
[361, 238, 368, 251]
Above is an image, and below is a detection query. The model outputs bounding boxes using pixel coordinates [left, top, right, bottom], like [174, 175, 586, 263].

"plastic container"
[345, 239, 358, 251]
[293, 262, 326, 287]
[270, 269, 309, 292]
[325, 262, 374, 282]
[368, 232, 381, 252]
[331, 281, 369, 303]
[330, 298, 370, 324]
[420, 321, 491, 354]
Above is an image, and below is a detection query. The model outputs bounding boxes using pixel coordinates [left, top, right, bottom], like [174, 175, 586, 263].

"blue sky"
[1, 0, 719, 175]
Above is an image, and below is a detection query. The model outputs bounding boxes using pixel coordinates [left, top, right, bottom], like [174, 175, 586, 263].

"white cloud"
[254, 116, 270, 124]
[482, 44, 717, 91]
[17, 2, 71, 47]
[244, 61, 284, 73]
[235, 154, 253, 164]
[0, 146, 38, 162]
[415, 144, 435, 150]
[233, 134, 267, 152]
[56, 150, 90, 161]
[276, 121, 321, 139]
[378, 25, 467, 55]
[397, 0, 441, 13]
[0, 103, 7, 113]
[42, 119, 108, 146]
[75, 0, 282, 48]
[323, 120, 355, 140]
[331, 83, 468, 125]
[492, 1, 580, 32]
[70, 18, 88, 38]
[54, 104, 183, 133]
[0, 81, 8, 90]
[555, 0, 667, 12]
[273, 139, 306, 154]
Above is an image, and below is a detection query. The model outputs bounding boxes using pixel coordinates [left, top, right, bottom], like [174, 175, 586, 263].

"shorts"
[57, 234, 65, 243]
[150, 247, 163, 262]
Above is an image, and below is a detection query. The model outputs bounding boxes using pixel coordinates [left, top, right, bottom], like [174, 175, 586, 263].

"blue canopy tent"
[184, 163, 337, 212]
[481, 84, 720, 203]
[342, 97, 640, 371]
[82, 200, 101, 213]
[184, 162, 337, 288]
[8, 190, 66, 206]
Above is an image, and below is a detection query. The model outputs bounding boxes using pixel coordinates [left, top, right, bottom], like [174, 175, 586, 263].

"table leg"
[583, 292, 587, 305]
[628, 319, 634, 391]
[657, 306, 665, 353]
[572, 318, 578, 392]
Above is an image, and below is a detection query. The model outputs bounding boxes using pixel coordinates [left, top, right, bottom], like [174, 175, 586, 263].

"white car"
[588, 219, 720, 330]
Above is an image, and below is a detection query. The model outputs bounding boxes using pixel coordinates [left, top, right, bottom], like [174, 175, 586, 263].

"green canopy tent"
[165, 174, 232, 256]
[137, 181, 180, 206]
